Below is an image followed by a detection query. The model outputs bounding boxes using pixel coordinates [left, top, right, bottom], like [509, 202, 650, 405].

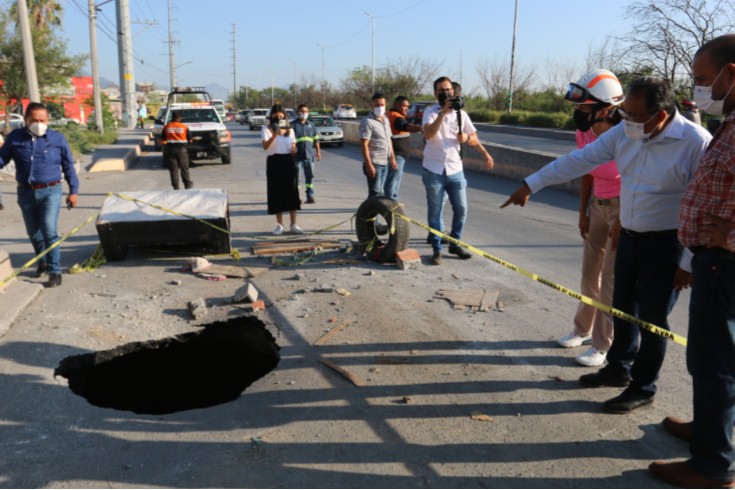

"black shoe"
[0, 203, 4, 211]
[306, 197, 316, 204]
[375, 223, 389, 235]
[45, 273, 62, 288]
[430, 249, 442, 265]
[448, 244, 472, 260]
[34, 263, 47, 278]
[603, 387, 654, 413]
[579, 367, 631, 388]
[184, 183, 193, 189]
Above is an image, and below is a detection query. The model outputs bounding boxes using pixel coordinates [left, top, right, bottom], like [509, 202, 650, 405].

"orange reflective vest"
[162, 121, 189, 144]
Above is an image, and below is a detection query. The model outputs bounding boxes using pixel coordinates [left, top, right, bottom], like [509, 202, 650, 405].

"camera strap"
[456, 110, 463, 160]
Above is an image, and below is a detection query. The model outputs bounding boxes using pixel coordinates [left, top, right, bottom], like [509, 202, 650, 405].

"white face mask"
[373, 106, 386, 117]
[28, 122, 48, 137]
[623, 112, 658, 141]
[693, 66, 734, 116]
[298, 112, 308, 120]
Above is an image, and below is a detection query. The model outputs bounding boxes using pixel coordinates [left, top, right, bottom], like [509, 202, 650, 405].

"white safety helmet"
[565, 69, 625, 106]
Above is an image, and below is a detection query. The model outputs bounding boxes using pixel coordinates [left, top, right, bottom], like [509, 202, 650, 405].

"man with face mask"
[0, 102, 78, 288]
[649, 34, 735, 489]
[423, 76, 494, 266]
[359, 93, 397, 198]
[291, 104, 320, 204]
[501, 77, 711, 414]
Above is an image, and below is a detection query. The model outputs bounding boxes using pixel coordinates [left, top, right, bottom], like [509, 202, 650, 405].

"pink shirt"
[576, 129, 621, 199]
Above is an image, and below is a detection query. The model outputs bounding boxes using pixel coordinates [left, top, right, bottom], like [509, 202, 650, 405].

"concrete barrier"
[87, 130, 151, 173]
[339, 121, 578, 193]
[0, 248, 43, 338]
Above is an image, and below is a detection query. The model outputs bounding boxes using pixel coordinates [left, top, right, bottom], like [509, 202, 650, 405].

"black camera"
[450, 96, 464, 111]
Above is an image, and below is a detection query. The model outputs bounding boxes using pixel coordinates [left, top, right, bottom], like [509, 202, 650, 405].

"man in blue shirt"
[291, 104, 320, 204]
[0, 102, 79, 288]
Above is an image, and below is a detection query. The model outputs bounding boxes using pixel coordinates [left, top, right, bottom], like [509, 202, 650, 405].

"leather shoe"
[649, 460, 735, 488]
[448, 244, 472, 260]
[45, 273, 62, 288]
[603, 387, 654, 413]
[579, 367, 631, 388]
[430, 249, 442, 266]
[663, 416, 693, 442]
[305, 197, 316, 204]
[34, 263, 47, 278]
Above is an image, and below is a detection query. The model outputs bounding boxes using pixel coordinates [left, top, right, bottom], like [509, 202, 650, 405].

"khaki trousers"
[573, 198, 619, 351]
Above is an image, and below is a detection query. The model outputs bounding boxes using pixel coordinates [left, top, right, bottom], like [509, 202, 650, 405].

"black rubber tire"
[221, 150, 231, 164]
[355, 197, 410, 262]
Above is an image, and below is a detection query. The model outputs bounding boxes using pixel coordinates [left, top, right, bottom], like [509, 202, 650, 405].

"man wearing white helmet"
[556, 69, 624, 369]
[502, 77, 711, 414]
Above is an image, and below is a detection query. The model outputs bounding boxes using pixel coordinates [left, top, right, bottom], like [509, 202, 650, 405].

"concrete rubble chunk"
[233, 281, 259, 303]
[396, 249, 421, 270]
[187, 298, 207, 320]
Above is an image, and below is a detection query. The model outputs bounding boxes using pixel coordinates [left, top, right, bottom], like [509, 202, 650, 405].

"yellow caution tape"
[395, 211, 688, 347]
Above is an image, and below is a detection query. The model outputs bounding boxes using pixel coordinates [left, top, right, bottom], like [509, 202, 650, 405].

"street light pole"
[17, 0, 40, 103]
[317, 44, 326, 112]
[508, 0, 519, 114]
[364, 11, 375, 94]
[88, 0, 104, 132]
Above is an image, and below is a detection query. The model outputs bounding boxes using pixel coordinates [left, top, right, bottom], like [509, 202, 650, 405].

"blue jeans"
[295, 158, 315, 199]
[17, 184, 63, 274]
[364, 163, 389, 199]
[383, 155, 405, 201]
[687, 247, 735, 480]
[607, 230, 681, 395]
[422, 168, 467, 251]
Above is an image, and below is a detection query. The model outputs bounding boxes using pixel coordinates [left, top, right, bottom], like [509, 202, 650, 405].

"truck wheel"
[221, 151, 231, 164]
[355, 197, 410, 262]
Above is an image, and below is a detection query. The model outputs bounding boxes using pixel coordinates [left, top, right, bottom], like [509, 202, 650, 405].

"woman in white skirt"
[261, 104, 302, 235]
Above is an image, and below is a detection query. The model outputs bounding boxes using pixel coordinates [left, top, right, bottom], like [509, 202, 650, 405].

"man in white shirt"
[423, 76, 494, 265]
[502, 77, 712, 413]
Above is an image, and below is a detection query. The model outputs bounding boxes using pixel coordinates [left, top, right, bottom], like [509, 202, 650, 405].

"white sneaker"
[576, 347, 607, 367]
[273, 224, 284, 236]
[557, 331, 592, 348]
[290, 224, 304, 234]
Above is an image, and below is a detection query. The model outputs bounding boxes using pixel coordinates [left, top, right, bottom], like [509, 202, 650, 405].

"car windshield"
[173, 109, 219, 123]
[253, 110, 267, 116]
[339, 105, 353, 110]
[311, 117, 336, 127]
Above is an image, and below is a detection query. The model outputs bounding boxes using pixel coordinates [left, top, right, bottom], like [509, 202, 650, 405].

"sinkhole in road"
[54, 316, 280, 415]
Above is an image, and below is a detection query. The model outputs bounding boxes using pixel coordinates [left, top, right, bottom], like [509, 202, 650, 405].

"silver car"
[310, 115, 343, 147]
[332, 104, 356, 120]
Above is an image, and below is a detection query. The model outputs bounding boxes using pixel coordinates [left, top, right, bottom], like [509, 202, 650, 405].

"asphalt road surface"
[0, 124, 692, 488]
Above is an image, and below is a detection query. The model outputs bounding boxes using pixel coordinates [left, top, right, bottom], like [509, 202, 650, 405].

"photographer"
[262, 104, 301, 235]
[422, 76, 493, 265]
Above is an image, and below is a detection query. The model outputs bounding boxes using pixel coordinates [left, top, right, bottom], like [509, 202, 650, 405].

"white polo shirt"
[422, 103, 476, 176]
[261, 127, 295, 156]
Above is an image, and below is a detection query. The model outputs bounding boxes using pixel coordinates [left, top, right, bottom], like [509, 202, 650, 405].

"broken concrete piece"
[396, 249, 421, 270]
[314, 284, 334, 293]
[187, 298, 207, 320]
[233, 281, 259, 303]
[335, 288, 351, 297]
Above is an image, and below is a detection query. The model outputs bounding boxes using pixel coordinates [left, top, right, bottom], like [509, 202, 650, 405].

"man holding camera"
[422, 76, 493, 265]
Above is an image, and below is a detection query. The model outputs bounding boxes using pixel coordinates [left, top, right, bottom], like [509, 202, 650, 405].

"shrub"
[58, 126, 118, 157]
[524, 112, 570, 128]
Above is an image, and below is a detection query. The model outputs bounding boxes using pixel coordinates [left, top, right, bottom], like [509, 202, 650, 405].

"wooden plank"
[314, 320, 352, 346]
[319, 359, 365, 387]
[253, 240, 343, 256]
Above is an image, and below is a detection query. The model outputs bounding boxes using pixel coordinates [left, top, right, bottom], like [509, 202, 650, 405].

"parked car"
[406, 101, 434, 124]
[236, 109, 251, 125]
[0, 113, 25, 131]
[332, 104, 356, 120]
[309, 115, 343, 147]
[248, 108, 269, 130]
[265, 107, 297, 122]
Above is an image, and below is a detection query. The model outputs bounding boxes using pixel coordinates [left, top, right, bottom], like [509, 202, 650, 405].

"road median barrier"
[87, 131, 151, 173]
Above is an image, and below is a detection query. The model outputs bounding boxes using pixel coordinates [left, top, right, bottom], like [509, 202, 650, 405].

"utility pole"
[317, 44, 326, 112]
[115, 0, 135, 128]
[88, 0, 104, 132]
[166, 0, 176, 90]
[17, 0, 40, 103]
[290, 60, 296, 107]
[230, 24, 236, 103]
[459, 49, 463, 87]
[364, 12, 375, 94]
[508, 0, 519, 114]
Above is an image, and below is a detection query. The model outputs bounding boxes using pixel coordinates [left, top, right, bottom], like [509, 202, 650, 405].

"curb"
[0, 249, 43, 339]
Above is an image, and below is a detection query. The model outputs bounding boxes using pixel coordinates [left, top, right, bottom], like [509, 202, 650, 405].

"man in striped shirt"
[650, 34, 735, 489]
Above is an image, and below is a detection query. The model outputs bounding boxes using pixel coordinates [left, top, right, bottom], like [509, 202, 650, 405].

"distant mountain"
[205, 83, 229, 101]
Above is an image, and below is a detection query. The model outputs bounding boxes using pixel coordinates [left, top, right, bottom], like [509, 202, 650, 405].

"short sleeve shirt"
[261, 127, 295, 156]
[422, 103, 476, 175]
[359, 113, 393, 166]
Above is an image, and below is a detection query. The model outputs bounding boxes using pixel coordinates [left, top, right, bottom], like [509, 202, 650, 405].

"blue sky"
[59, 0, 633, 95]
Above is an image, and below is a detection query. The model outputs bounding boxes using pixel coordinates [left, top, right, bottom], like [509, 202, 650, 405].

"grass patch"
[57, 126, 118, 158]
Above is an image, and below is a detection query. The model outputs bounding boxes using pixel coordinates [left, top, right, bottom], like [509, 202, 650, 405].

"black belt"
[689, 245, 733, 255]
[21, 180, 60, 189]
[595, 196, 619, 206]
[622, 228, 677, 238]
